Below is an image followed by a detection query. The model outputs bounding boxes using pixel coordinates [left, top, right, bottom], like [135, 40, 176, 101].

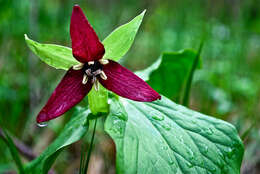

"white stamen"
[85, 69, 92, 76]
[88, 61, 95, 65]
[73, 63, 84, 70]
[100, 71, 107, 80]
[99, 59, 109, 65]
[82, 74, 88, 84]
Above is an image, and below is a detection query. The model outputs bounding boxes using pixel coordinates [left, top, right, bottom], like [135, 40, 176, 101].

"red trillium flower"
[37, 5, 161, 123]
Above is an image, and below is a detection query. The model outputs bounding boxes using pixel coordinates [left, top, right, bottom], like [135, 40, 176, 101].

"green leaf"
[88, 83, 109, 115]
[25, 107, 90, 174]
[1, 129, 25, 174]
[138, 49, 201, 103]
[105, 97, 244, 174]
[24, 34, 79, 70]
[103, 10, 145, 61]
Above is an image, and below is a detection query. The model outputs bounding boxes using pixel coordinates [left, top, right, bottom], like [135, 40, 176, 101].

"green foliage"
[24, 13, 244, 173]
[103, 10, 145, 61]
[24, 34, 79, 70]
[105, 97, 244, 174]
[1, 129, 25, 174]
[2, 0, 258, 173]
[25, 108, 90, 174]
[137, 49, 200, 103]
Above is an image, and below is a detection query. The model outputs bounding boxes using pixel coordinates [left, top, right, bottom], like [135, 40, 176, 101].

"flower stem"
[83, 118, 97, 174]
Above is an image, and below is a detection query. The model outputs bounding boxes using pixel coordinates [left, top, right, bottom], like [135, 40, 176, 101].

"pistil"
[72, 60, 109, 88]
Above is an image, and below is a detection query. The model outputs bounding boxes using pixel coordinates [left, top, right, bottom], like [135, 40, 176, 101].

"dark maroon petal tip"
[36, 68, 92, 123]
[70, 5, 105, 63]
[99, 60, 161, 102]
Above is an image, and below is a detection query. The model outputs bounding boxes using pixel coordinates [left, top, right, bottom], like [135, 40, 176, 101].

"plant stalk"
[83, 118, 98, 174]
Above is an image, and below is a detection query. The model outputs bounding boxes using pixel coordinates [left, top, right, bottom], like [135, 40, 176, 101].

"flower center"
[72, 59, 109, 91]
[84, 60, 103, 76]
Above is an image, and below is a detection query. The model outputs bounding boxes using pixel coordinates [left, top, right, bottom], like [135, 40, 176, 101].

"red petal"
[99, 60, 161, 102]
[37, 68, 92, 123]
[70, 5, 105, 62]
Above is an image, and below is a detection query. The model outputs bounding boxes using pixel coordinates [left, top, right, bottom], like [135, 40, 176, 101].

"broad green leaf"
[103, 10, 145, 61]
[137, 49, 201, 103]
[88, 83, 109, 115]
[0, 129, 25, 174]
[105, 97, 244, 174]
[25, 107, 90, 174]
[24, 34, 79, 70]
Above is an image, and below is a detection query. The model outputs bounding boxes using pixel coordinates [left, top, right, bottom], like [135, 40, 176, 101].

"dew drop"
[162, 146, 168, 150]
[201, 145, 209, 154]
[178, 135, 184, 143]
[168, 158, 174, 165]
[37, 122, 48, 127]
[187, 162, 193, 168]
[226, 147, 234, 158]
[187, 149, 194, 161]
[151, 114, 164, 121]
[162, 123, 171, 131]
[166, 152, 174, 165]
[205, 127, 214, 135]
[191, 120, 197, 124]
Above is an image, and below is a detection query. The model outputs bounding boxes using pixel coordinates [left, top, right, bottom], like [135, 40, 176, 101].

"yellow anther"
[73, 63, 84, 70]
[82, 74, 88, 84]
[88, 61, 95, 65]
[99, 59, 109, 65]
[100, 71, 107, 80]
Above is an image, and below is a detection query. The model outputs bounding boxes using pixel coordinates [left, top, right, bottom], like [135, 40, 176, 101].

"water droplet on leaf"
[168, 158, 174, 165]
[187, 162, 193, 168]
[37, 122, 48, 127]
[151, 114, 164, 121]
[162, 146, 168, 150]
[166, 152, 174, 165]
[201, 145, 209, 154]
[162, 123, 171, 131]
[205, 127, 214, 135]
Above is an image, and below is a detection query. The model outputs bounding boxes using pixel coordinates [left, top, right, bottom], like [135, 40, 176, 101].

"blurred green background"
[0, 0, 259, 173]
